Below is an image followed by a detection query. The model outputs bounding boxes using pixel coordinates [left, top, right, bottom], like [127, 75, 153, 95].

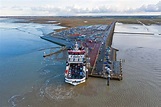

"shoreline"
[1, 16, 160, 32]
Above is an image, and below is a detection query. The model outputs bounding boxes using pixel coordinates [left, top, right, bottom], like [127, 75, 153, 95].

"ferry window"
[79, 58, 82, 62]
[75, 58, 78, 62]
[70, 58, 73, 62]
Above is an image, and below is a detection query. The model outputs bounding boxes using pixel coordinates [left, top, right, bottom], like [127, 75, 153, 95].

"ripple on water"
[45, 85, 75, 101]
[8, 95, 25, 107]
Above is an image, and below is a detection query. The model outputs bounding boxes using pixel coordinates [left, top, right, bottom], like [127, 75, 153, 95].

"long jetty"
[114, 31, 154, 35]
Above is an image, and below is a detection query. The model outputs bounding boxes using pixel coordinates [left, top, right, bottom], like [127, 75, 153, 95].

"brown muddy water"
[0, 19, 161, 107]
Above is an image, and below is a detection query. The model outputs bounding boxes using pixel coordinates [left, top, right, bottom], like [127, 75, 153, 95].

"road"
[94, 26, 111, 74]
[95, 42, 106, 74]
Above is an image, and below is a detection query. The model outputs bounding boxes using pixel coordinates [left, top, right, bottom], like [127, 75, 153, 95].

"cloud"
[0, 1, 161, 16]
[29, 5, 123, 16]
[31, 1, 161, 15]
[137, 1, 161, 12]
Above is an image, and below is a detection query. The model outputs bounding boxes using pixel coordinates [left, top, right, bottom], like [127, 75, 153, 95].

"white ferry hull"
[65, 77, 86, 86]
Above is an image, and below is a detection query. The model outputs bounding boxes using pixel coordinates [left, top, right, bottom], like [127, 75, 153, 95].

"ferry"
[65, 42, 88, 86]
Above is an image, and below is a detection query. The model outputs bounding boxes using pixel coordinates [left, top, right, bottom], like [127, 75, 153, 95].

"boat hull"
[65, 77, 86, 86]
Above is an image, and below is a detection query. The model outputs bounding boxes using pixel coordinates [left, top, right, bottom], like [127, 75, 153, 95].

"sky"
[0, 0, 161, 16]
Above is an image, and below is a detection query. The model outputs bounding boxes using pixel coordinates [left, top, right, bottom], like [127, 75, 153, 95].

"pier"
[41, 35, 73, 47]
[43, 46, 66, 57]
[114, 31, 154, 35]
[41, 22, 123, 85]
[87, 22, 123, 81]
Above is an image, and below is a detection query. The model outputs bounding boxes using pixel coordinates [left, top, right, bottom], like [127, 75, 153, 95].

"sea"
[0, 18, 161, 107]
[0, 18, 66, 107]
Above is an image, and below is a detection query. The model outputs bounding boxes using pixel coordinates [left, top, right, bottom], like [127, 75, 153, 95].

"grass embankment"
[53, 18, 115, 32]
[27, 17, 160, 32]
[4, 16, 161, 31]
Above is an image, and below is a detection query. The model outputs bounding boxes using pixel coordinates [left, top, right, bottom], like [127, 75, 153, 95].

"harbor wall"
[40, 35, 73, 47]
[106, 22, 116, 47]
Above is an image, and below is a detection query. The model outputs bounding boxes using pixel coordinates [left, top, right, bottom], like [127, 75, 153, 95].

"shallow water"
[111, 23, 161, 107]
[0, 18, 65, 107]
[0, 19, 161, 107]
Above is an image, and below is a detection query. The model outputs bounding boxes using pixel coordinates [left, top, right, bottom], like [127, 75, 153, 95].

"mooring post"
[107, 74, 110, 86]
[120, 59, 123, 80]
[106, 67, 111, 86]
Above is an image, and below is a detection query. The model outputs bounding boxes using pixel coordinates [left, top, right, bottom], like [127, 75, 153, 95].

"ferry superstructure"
[65, 42, 88, 86]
